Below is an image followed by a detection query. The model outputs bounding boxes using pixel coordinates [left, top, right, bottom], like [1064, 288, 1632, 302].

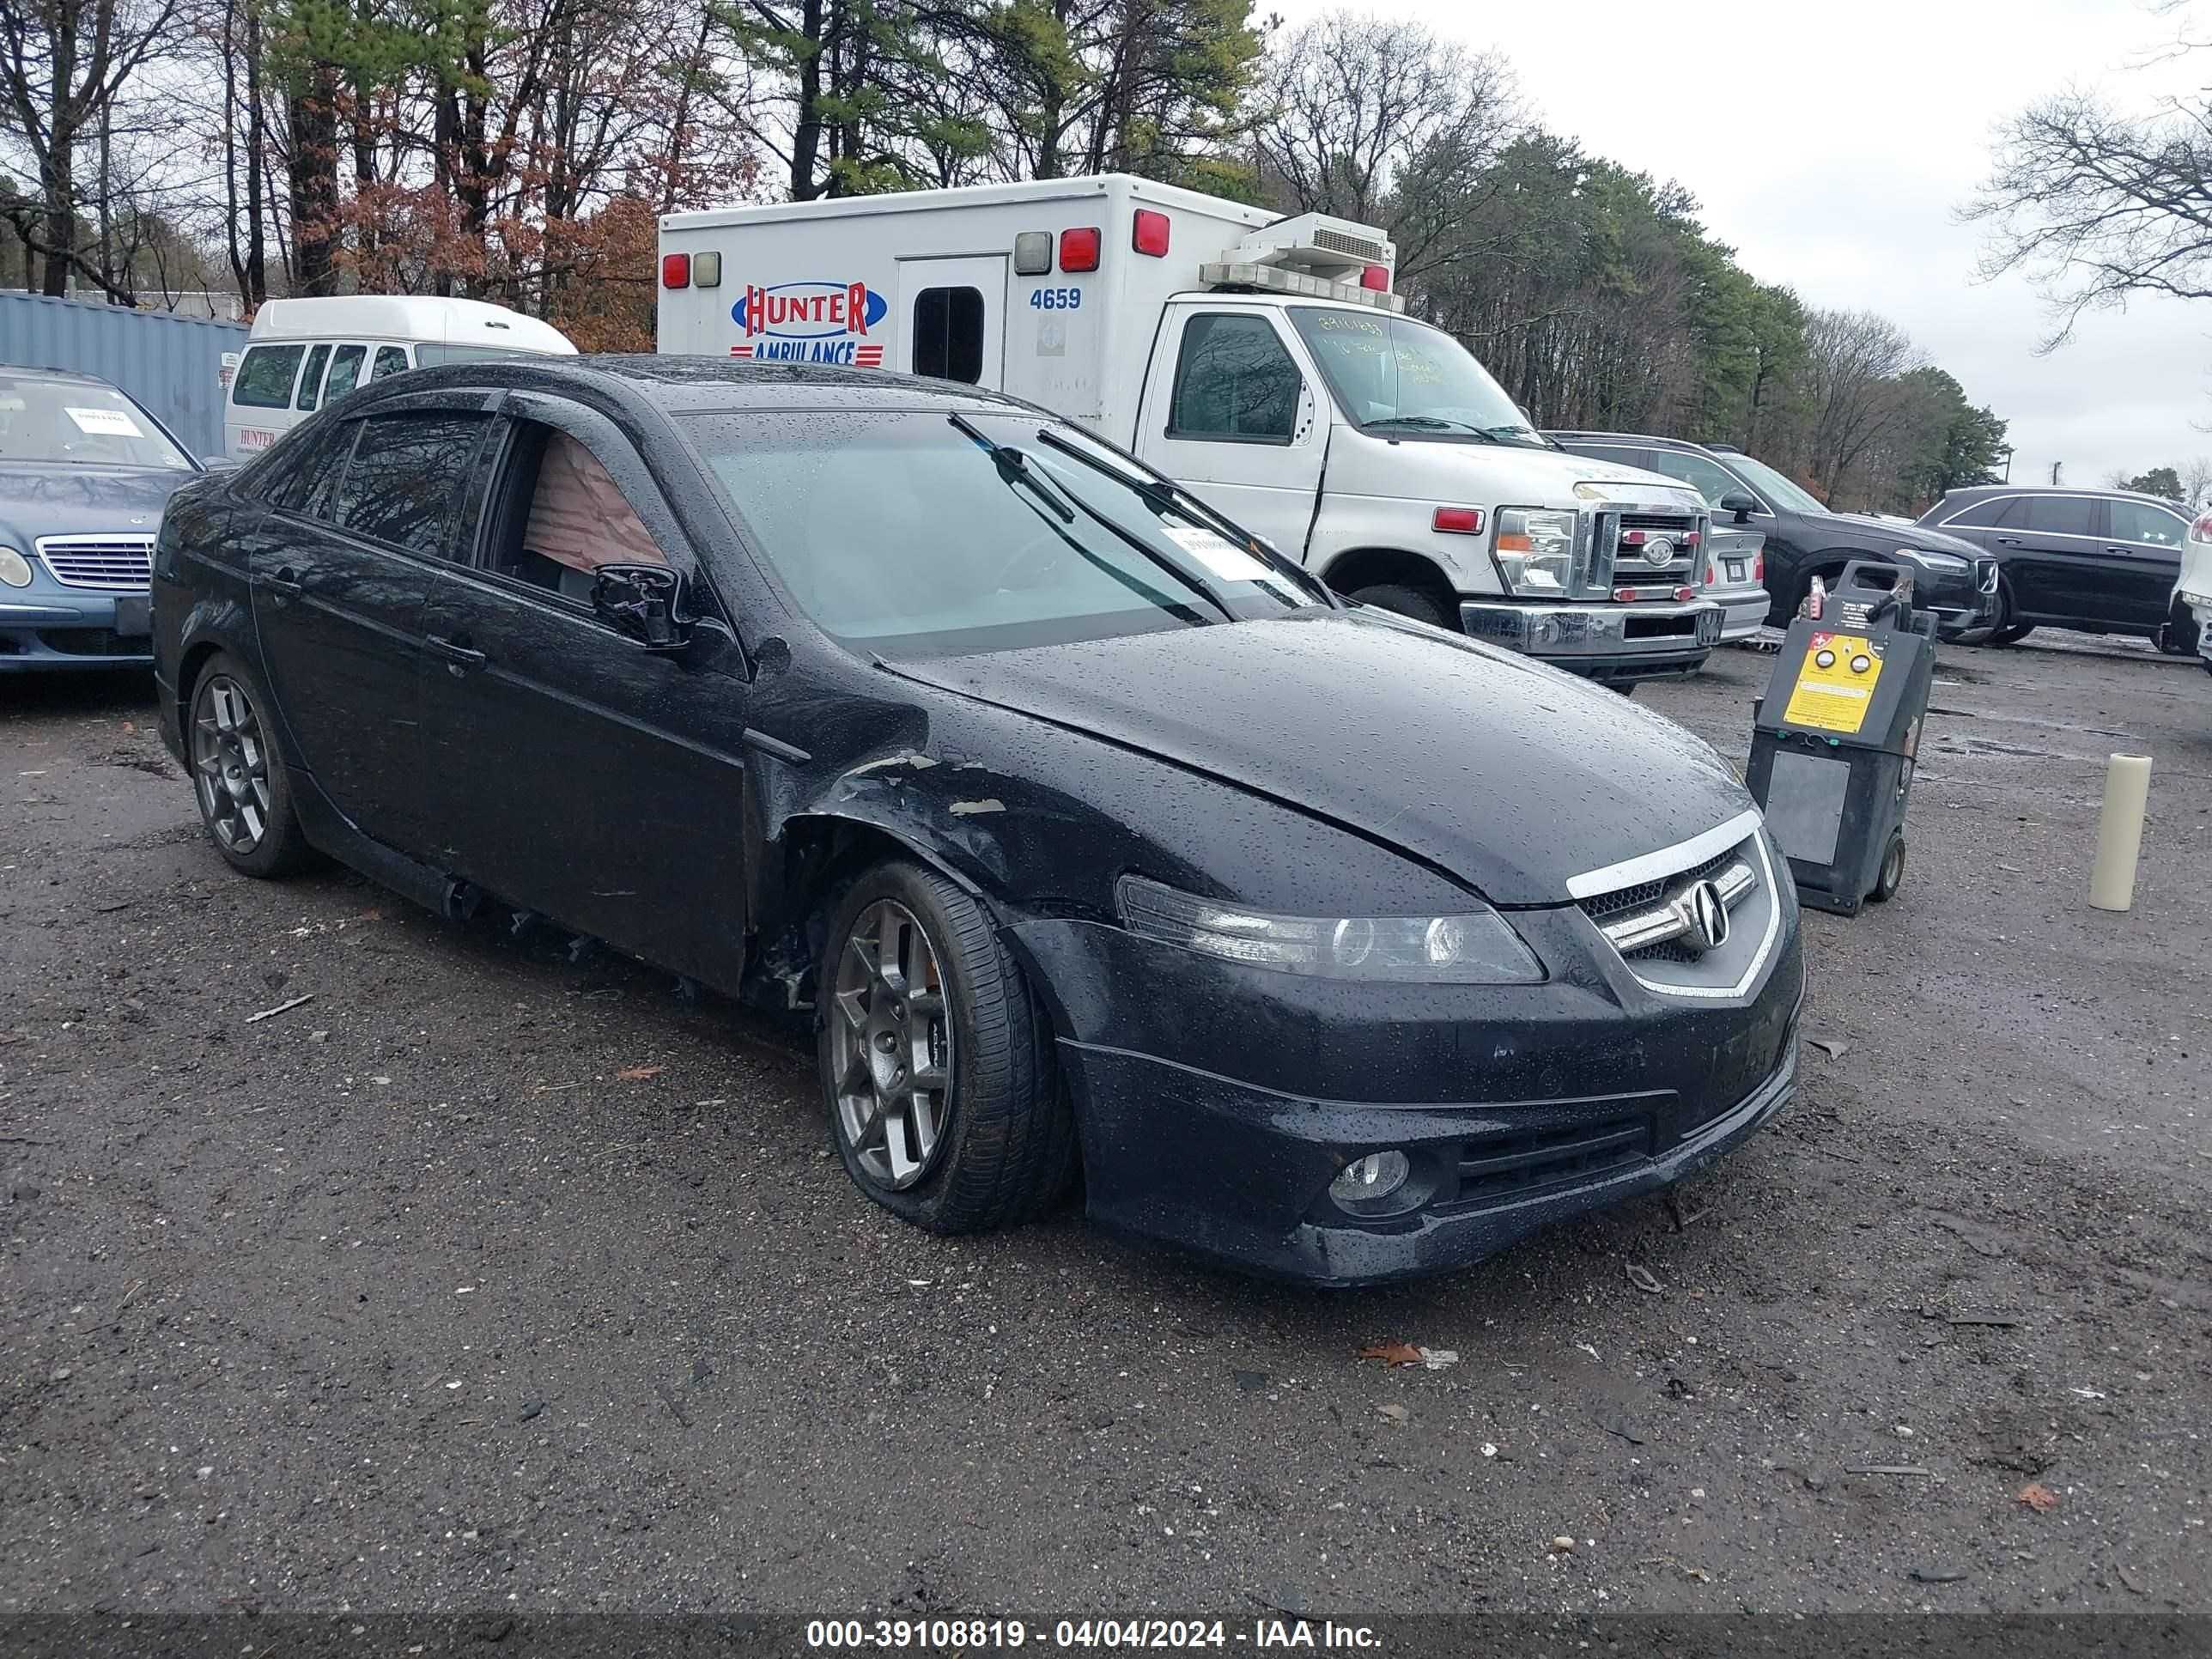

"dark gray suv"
[1915, 485, 2197, 652]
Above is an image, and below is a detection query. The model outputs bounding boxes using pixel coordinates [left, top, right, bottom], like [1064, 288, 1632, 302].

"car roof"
[1936, 482, 2184, 510]
[364, 354, 1058, 418]
[1546, 428, 1717, 457]
[249, 295, 578, 353]
[0, 362, 123, 389]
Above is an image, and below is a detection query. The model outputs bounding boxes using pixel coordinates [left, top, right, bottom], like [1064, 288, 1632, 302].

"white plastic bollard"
[2087, 753, 2152, 912]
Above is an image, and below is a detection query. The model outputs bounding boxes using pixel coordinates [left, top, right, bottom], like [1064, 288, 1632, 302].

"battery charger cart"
[1745, 560, 1936, 916]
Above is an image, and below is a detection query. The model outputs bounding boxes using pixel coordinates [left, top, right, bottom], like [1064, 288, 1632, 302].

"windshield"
[0, 374, 191, 469]
[1725, 452, 1829, 516]
[1288, 307, 1547, 447]
[684, 410, 1317, 658]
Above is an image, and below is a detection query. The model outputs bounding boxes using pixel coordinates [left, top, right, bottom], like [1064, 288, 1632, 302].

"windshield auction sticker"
[1783, 630, 1883, 734]
[66, 405, 143, 437]
[1161, 525, 1273, 585]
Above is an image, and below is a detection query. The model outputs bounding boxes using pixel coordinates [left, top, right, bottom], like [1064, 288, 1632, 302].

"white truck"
[657, 176, 1720, 684]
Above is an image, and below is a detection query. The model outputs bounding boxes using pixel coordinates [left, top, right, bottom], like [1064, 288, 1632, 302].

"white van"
[656, 176, 1721, 684]
[225, 295, 576, 458]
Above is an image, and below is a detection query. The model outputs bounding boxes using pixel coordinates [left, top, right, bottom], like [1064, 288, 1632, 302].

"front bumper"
[1459, 598, 1721, 681]
[0, 592, 153, 672]
[1008, 904, 1803, 1285]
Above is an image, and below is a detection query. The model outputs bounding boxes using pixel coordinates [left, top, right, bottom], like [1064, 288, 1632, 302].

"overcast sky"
[1270, 0, 2212, 489]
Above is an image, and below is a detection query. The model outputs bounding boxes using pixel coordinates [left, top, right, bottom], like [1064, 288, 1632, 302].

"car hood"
[1826, 511, 1983, 559]
[0, 463, 198, 544]
[890, 609, 1751, 906]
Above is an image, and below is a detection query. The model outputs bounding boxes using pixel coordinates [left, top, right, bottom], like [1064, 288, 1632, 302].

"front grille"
[1444, 1115, 1653, 1211]
[1590, 509, 1705, 595]
[1975, 556, 1999, 594]
[38, 535, 155, 592]
[1577, 844, 1739, 924]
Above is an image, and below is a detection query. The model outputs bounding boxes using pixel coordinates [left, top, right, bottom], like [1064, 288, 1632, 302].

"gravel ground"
[3, 632, 2208, 1620]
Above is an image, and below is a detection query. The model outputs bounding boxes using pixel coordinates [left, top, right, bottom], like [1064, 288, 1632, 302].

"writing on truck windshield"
[1288, 308, 1547, 448]
[683, 410, 1320, 658]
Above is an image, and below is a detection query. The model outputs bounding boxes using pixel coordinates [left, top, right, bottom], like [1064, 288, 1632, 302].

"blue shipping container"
[0, 292, 246, 462]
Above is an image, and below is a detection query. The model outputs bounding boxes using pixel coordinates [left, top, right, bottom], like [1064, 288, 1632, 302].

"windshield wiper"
[1029, 427, 1334, 609]
[948, 411, 1073, 524]
[1361, 415, 1486, 435]
[1477, 424, 1558, 450]
[950, 411, 1231, 622]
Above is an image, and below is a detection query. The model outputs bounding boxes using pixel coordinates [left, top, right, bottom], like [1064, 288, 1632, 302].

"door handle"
[2105, 545, 2132, 555]
[425, 633, 488, 674]
[268, 565, 305, 601]
[1995, 536, 2023, 546]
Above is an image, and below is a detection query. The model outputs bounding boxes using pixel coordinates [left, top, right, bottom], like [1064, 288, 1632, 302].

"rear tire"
[1869, 834, 1905, 903]
[817, 860, 1074, 1234]
[2160, 600, 2201, 657]
[185, 651, 315, 878]
[1346, 582, 1454, 630]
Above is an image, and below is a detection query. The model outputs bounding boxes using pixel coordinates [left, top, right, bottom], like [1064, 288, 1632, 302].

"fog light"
[1330, 1150, 1410, 1205]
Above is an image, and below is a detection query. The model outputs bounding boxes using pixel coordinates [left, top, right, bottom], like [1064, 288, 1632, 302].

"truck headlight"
[1893, 547, 1967, 574]
[1493, 507, 1577, 596]
[0, 547, 30, 588]
[1115, 875, 1541, 984]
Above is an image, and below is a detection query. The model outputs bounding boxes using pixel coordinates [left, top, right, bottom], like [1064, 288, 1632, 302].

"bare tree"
[1801, 307, 1924, 500]
[1249, 13, 1519, 283]
[2182, 454, 2212, 507]
[0, 0, 187, 297]
[1966, 33, 2212, 350]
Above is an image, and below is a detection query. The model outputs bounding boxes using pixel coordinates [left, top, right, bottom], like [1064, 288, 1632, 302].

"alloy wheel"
[191, 675, 273, 854]
[829, 898, 954, 1190]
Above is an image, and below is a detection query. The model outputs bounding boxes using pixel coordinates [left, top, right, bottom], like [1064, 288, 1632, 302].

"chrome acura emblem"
[1676, 878, 1731, 951]
[1643, 536, 1675, 568]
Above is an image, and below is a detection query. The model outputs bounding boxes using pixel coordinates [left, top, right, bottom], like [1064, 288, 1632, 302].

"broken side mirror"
[592, 563, 691, 653]
[1719, 491, 1757, 525]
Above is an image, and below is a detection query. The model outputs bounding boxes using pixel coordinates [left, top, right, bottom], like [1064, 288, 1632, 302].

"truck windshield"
[1288, 308, 1547, 448]
[683, 410, 1315, 658]
[0, 374, 191, 469]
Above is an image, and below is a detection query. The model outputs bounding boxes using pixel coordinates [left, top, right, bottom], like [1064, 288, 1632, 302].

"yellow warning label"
[1783, 631, 1884, 734]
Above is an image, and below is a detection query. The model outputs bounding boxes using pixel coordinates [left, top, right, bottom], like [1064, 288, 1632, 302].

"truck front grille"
[38, 535, 155, 591]
[1581, 509, 1705, 598]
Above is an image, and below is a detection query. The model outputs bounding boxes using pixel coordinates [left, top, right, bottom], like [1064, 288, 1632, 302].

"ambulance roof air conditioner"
[1223, 214, 1396, 283]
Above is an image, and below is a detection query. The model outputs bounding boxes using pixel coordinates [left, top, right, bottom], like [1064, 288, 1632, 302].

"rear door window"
[329, 413, 490, 559]
[268, 422, 358, 517]
[233, 344, 305, 409]
[2107, 498, 2188, 547]
[295, 344, 334, 411]
[1940, 497, 2012, 528]
[323, 343, 368, 404]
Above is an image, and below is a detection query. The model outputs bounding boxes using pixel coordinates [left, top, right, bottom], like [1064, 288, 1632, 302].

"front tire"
[186, 651, 314, 878]
[817, 860, 1073, 1233]
[1346, 582, 1455, 630]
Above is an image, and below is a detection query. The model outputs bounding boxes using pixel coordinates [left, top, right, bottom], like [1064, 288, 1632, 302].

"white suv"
[2178, 510, 2212, 675]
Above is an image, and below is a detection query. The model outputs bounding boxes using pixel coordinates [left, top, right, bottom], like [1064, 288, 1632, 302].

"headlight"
[0, 547, 30, 588]
[1493, 507, 1577, 596]
[1893, 547, 1967, 573]
[1115, 875, 1541, 984]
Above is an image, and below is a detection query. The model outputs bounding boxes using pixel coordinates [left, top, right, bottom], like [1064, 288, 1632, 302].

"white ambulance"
[657, 175, 1720, 684]
[225, 295, 576, 459]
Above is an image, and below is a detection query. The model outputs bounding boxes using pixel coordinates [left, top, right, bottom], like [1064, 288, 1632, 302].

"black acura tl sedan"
[152, 357, 1803, 1285]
